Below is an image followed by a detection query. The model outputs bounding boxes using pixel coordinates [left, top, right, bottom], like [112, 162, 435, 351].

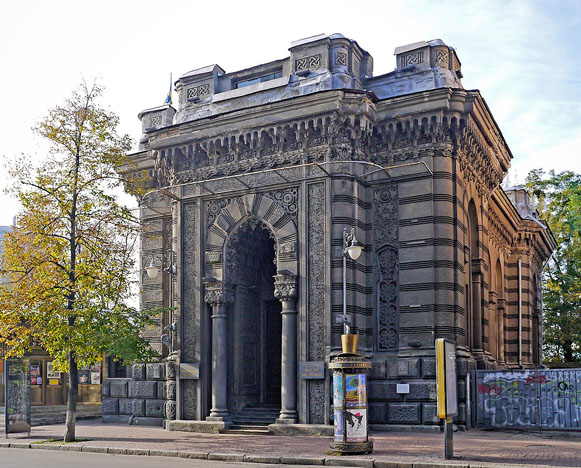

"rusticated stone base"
[167, 420, 229, 433]
[269, 423, 333, 436]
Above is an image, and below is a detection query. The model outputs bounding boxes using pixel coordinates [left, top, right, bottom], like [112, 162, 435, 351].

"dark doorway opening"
[226, 219, 281, 423]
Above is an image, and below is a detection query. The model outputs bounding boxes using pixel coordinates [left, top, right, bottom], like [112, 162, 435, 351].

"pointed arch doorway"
[226, 218, 282, 415]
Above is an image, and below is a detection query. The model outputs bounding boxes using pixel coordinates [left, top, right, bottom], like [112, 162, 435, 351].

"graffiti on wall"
[476, 369, 581, 429]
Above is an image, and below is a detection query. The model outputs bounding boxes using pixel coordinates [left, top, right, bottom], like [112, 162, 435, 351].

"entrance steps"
[225, 404, 280, 434]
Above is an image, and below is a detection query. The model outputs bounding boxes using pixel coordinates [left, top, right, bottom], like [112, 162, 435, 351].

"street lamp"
[145, 251, 177, 353]
[339, 228, 362, 335]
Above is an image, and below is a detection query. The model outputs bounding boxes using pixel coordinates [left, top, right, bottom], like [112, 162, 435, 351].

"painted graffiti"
[476, 369, 581, 429]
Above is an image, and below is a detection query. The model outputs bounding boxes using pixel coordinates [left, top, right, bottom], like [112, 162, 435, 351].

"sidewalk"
[2, 419, 581, 467]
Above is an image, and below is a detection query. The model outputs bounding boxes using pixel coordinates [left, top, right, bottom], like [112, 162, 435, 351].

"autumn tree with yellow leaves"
[0, 82, 157, 442]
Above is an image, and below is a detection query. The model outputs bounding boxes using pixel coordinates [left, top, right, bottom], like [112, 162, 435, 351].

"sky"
[1, 0, 580, 226]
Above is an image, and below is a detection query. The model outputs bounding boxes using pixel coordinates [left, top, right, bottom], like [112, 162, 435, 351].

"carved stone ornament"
[205, 251, 222, 263]
[203, 280, 234, 305]
[273, 273, 298, 301]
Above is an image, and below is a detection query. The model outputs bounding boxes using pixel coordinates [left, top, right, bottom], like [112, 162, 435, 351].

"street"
[0, 448, 304, 468]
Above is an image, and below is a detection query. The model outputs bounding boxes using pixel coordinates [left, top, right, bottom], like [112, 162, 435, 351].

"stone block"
[146, 363, 165, 380]
[388, 402, 421, 424]
[167, 420, 226, 433]
[422, 403, 439, 424]
[109, 380, 128, 398]
[166, 381, 177, 400]
[145, 399, 165, 418]
[101, 381, 110, 397]
[369, 402, 387, 424]
[132, 416, 164, 426]
[132, 364, 146, 380]
[165, 400, 177, 420]
[398, 358, 420, 378]
[369, 381, 402, 401]
[119, 399, 133, 415]
[128, 380, 157, 399]
[421, 358, 436, 378]
[407, 382, 437, 401]
[166, 361, 177, 379]
[157, 381, 166, 400]
[132, 399, 146, 416]
[370, 359, 387, 380]
[102, 398, 119, 415]
[102, 414, 130, 424]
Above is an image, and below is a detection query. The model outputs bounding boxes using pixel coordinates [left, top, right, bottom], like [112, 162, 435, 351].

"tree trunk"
[64, 354, 78, 442]
[564, 339, 574, 363]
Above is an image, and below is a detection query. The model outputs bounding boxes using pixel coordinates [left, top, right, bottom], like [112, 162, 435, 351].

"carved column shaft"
[204, 281, 233, 421]
[274, 273, 298, 423]
[497, 298, 506, 365]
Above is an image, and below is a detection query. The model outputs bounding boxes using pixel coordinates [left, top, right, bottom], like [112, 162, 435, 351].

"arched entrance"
[225, 219, 282, 414]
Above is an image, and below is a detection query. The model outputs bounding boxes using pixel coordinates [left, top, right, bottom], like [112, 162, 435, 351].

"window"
[235, 71, 282, 89]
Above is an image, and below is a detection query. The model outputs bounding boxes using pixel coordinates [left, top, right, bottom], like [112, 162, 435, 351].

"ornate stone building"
[110, 34, 556, 430]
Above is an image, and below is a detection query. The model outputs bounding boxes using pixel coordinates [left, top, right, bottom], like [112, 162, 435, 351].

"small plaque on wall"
[179, 362, 200, 380]
[300, 361, 325, 379]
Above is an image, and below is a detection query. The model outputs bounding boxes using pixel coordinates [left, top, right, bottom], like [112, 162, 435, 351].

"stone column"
[204, 279, 233, 421]
[274, 272, 298, 423]
[497, 298, 506, 365]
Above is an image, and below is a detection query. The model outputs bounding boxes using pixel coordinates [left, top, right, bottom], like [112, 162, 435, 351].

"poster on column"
[333, 374, 343, 407]
[333, 410, 344, 441]
[345, 374, 367, 407]
[345, 408, 367, 442]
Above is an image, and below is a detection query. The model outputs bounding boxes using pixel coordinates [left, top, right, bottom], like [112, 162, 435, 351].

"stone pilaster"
[203, 279, 233, 421]
[274, 272, 298, 423]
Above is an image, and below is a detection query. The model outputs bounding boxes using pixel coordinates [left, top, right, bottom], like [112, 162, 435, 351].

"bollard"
[328, 334, 373, 455]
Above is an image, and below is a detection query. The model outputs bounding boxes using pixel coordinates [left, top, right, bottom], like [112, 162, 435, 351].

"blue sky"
[0, 0, 579, 225]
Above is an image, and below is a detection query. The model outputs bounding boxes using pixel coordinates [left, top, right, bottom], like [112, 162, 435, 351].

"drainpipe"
[518, 257, 522, 367]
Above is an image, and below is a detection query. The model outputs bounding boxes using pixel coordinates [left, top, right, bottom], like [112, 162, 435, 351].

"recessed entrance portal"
[226, 219, 281, 417]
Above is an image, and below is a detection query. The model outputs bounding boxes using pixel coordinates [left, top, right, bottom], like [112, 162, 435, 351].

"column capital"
[203, 279, 234, 305]
[273, 272, 298, 301]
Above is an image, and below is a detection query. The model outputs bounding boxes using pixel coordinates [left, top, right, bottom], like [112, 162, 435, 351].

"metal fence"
[474, 369, 581, 429]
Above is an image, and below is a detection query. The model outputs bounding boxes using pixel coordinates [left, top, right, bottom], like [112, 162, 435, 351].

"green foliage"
[0, 81, 158, 369]
[526, 169, 581, 362]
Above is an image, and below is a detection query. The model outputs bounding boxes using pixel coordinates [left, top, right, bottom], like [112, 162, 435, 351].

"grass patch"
[34, 438, 91, 444]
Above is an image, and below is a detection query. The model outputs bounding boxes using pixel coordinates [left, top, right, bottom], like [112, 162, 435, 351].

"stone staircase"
[0, 403, 101, 430]
[226, 404, 280, 434]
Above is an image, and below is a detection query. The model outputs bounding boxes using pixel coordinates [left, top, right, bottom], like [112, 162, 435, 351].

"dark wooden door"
[264, 300, 281, 405]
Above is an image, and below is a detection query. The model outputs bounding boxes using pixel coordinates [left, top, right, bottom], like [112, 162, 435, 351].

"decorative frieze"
[296, 54, 321, 72]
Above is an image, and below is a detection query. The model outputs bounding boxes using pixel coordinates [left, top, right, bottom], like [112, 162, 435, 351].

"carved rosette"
[203, 280, 234, 305]
[273, 273, 298, 301]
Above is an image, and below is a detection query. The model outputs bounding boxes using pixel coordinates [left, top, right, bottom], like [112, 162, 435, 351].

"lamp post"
[329, 228, 372, 455]
[145, 250, 177, 353]
[338, 228, 362, 335]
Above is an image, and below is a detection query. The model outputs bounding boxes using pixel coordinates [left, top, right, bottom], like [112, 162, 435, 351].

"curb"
[0, 442, 567, 468]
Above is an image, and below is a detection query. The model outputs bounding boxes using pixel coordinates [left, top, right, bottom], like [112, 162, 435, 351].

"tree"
[0, 82, 157, 442]
[526, 169, 581, 363]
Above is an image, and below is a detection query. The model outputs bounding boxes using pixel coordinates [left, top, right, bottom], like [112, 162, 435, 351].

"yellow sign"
[49, 379, 60, 386]
[436, 338, 458, 419]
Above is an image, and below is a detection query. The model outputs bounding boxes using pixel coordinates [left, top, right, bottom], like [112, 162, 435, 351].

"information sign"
[179, 362, 200, 380]
[299, 361, 325, 379]
[4, 358, 31, 435]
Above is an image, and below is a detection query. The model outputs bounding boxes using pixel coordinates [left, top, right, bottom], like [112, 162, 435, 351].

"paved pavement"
[2, 420, 581, 467]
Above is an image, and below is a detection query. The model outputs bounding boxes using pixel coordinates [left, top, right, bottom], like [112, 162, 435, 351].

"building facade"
[108, 34, 556, 430]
